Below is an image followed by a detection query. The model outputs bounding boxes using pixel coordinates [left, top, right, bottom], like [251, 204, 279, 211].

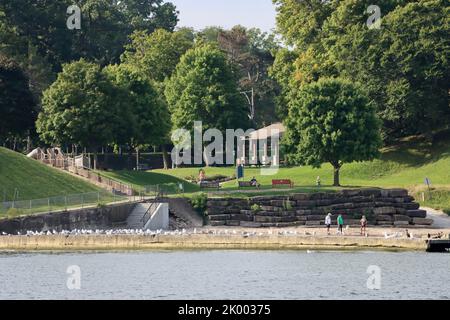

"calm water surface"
[0, 251, 449, 300]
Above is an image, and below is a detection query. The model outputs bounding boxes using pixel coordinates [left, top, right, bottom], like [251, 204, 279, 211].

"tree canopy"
[0, 55, 36, 141]
[165, 44, 249, 132]
[273, 0, 450, 139]
[121, 28, 194, 83]
[36, 59, 119, 153]
[283, 78, 382, 186]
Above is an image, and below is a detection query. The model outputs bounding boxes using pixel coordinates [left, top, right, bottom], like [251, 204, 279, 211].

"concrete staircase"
[126, 203, 153, 229]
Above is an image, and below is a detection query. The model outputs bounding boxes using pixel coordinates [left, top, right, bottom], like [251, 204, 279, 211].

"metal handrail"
[141, 190, 163, 228]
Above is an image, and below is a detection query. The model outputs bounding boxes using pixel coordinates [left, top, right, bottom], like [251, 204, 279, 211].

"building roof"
[248, 122, 286, 140]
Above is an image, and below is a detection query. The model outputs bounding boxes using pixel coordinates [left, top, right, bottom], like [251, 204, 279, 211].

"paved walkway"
[424, 207, 450, 229]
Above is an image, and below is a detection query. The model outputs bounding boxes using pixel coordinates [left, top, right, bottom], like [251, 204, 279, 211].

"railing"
[142, 200, 161, 229]
[0, 190, 129, 217]
[35, 155, 134, 196]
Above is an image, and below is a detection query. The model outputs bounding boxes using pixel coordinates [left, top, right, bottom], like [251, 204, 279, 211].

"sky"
[170, 0, 277, 32]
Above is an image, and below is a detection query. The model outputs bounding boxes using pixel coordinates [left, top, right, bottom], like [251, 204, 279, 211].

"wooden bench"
[238, 181, 260, 189]
[272, 179, 294, 188]
[199, 181, 221, 190]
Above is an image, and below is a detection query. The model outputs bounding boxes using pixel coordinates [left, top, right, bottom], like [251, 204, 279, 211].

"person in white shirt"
[325, 213, 332, 235]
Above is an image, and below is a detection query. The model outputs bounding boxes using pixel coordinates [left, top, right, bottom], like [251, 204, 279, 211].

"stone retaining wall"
[207, 189, 432, 228]
[0, 203, 136, 234]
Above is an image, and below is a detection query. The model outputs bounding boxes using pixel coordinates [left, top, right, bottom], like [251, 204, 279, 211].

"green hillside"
[0, 147, 99, 201]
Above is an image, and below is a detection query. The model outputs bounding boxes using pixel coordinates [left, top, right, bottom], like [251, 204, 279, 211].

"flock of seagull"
[0, 229, 419, 239]
[1, 228, 316, 238]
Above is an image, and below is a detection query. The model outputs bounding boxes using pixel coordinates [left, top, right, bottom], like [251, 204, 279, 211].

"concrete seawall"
[0, 234, 427, 252]
[0, 202, 137, 234]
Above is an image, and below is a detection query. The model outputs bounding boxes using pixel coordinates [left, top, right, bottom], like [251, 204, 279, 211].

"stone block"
[376, 215, 393, 222]
[406, 210, 427, 218]
[292, 194, 311, 201]
[230, 214, 253, 222]
[254, 216, 282, 223]
[261, 206, 279, 212]
[388, 189, 409, 197]
[208, 214, 231, 221]
[394, 221, 410, 227]
[309, 193, 325, 200]
[394, 215, 411, 222]
[226, 220, 240, 227]
[296, 200, 316, 208]
[316, 199, 333, 206]
[296, 210, 312, 216]
[240, 222, 262, 228]
[360, 189, 381, 197]
[373, 207, 397, 215]
[342, 189, 361, 197]
[402, 203, 420, 210]
[412, 218, 433, 226]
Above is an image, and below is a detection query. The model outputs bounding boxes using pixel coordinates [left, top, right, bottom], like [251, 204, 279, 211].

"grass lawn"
[0, 147, 100, 202]
[100, 132, 450, 212]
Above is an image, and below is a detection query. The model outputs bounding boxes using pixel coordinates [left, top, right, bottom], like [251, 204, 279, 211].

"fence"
[138, 183, 186, 197]
[67, 167, 134, 196]
[0, 183, 186, 218]
[0, 190, 129, 217]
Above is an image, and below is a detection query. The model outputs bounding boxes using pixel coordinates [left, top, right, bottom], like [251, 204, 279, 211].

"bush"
[191, 193, 208, 216]
[283, 198, 293, 211]
[251, 204, 262, 213]
[5, 208, 23, 218]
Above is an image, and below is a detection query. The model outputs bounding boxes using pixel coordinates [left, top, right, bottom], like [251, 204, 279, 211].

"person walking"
[325, 213, 332, 235]
[337, 214, 344, 235]
[360, 215, 368, 236]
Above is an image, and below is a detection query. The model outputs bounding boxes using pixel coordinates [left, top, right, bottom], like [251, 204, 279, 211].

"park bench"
[238, 181, 260, 189]
[199, 181, 221, 190]
[272, 179, 294, 188]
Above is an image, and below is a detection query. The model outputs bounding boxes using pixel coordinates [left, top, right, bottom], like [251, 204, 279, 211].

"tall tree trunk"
[332, 163, 341, 187]
[162, 145, 169, 170]
[136, 147, 140, 170]
[26, 134, 32, 153]
[93, 151, 98, 171]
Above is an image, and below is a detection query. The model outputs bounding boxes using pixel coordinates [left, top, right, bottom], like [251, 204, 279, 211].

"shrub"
[5, 208, 22, 218]
[191, 193, 208, 216]
[283, 198, 293, 211]
[251, 204, 262, 213]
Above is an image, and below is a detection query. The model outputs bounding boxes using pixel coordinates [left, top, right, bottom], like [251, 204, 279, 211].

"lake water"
[0, 251, 449, 300]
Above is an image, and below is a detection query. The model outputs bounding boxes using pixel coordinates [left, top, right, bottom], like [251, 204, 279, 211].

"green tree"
[104, 64, 171, 168]
[165, 44, 249, 132]
[283, 78, 382, 186]
[321, 0, 449, 139]
[0, 55, 36, 143]
[36, 59, 119, 169]
[121, 28, 194, 83]
[273, 0, 336, 49]
[0, 0, 179, 70]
